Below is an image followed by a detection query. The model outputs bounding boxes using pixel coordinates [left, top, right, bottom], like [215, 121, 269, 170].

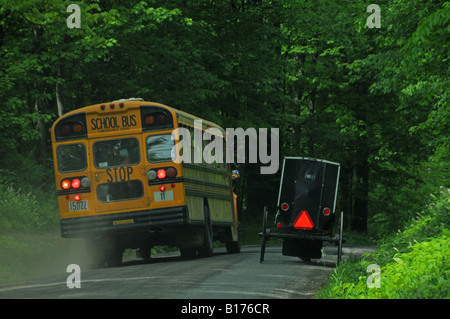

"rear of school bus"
[51, 99, 238, 267]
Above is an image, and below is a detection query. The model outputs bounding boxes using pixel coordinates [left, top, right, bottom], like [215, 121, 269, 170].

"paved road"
[0, 244, 374, 299]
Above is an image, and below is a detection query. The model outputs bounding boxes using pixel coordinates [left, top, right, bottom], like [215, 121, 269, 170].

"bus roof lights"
[157, 113, 167, 124]
[61, 124, 71, 135]
[72, 123, 83, 133]
[145, 115, 155, 125]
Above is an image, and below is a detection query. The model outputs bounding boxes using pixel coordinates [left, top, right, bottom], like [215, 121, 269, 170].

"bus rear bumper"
[60, 205, 188, 238]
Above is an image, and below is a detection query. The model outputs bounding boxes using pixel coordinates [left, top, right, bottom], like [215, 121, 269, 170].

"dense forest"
[0, 0, 448, 238]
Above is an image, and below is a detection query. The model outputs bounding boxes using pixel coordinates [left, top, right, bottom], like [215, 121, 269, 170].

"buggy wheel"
[337, 211, 344, 265]
[260, 206, 269, 263]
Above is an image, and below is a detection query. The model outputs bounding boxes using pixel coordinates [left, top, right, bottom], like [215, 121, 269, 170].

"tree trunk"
[352, 148, 369, 233]
[56, 64, 64, 117]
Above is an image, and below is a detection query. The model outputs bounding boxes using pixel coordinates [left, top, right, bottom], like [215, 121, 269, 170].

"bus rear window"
[97, 180, 144, 202]
[56, 143, 87, 173]
[93, 138, 140, 168]
[146, 134, 174, 163]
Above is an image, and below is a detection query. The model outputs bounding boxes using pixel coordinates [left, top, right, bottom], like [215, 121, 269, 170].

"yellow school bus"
[51, 98, 240, 267]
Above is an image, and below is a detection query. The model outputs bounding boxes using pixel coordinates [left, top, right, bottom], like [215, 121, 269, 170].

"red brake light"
[166, 167, 177, 178]
[281, 203, 289, 211]
[74, 195, 81, 201]
[71, 178, 81, 189]
[159, 185, 165, 192]
[61, 180, 71, 190]
[323, 207, 331, 216]
[293, 210, 314, 230]
[157, 169, 166, 179]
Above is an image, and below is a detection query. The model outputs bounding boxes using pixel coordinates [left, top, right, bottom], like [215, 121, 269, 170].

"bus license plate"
[154, 191, 173, 202]
[69, 200, 89, 212]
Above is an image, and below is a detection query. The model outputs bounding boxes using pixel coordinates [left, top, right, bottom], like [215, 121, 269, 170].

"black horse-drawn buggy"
[260, 157, 344, 264]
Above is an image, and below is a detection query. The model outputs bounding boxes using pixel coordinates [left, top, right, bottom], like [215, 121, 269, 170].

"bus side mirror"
[232, 170, 240, 181]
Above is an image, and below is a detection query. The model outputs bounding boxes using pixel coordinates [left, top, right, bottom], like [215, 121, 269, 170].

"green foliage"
[0, 184, 59, 232]
[0, 0, 448, 238]
[318, 188, 450, 299]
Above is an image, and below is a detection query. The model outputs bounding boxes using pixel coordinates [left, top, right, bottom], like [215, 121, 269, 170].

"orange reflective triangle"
[293, 210, 314, 230]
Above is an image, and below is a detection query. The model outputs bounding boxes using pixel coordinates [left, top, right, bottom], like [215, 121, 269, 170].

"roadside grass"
[317, 188, 450, 299]
[0, 231, 73, 285]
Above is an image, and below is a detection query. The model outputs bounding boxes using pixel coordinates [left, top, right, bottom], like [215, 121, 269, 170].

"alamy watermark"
[172, 120, 279, 174]
[366, 4, 381, 29]
[366, 264, 381, 288]
[66, 4, 81, 29]
[66, 264, 81, 288]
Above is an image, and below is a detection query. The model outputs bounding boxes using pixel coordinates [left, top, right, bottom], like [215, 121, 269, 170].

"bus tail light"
[71, 178, 81, 189]
[148, 167, 177, 181]
[74, 194, 81, 201]
[166, 167, 177, 178]
[81, 177, 91, 188]
[60, 177, 90, 191]
[147, 169, 157, 180]
[157, 169, 166, 179]
[61, 179, 71, 190]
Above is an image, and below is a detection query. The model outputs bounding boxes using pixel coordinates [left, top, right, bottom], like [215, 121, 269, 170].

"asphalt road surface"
[0, 244, 374, 299]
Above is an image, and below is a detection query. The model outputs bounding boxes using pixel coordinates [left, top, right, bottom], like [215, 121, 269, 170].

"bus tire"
[85, 237, 107, 269]
[225, 222, 241, 254]
[136, 248, 151, 260]
[105, 249, 123, 267]
[197, 205, 214, 257]
[180, 247, 197, 259]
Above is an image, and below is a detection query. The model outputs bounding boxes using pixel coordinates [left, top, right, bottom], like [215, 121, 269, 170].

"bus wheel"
[180, 247, 197, 259]
[105, 249, 123, 267]
[85, 237, 107, 269]
[136, 248, 151, 260]
[225, 222, 241, 254]
[197, 205, 214, 257]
